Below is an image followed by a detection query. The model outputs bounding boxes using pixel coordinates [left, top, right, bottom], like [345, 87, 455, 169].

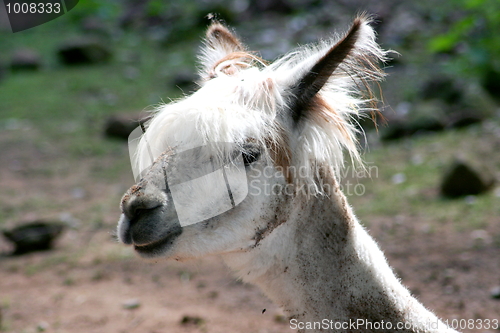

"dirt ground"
[0, 246, 288, 333]
[1, 207, 500, 333]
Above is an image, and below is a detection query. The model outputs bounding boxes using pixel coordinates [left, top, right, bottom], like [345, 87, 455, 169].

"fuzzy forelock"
[133, 15, 388, 196]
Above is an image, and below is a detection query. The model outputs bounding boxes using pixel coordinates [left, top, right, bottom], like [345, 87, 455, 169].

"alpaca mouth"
[133, 227, 183, 256]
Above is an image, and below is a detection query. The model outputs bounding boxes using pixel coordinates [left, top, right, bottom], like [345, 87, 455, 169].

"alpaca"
[117, 16, 459, 332]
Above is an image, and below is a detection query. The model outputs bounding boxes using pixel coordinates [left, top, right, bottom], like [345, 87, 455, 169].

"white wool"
[133, 17, 388, 196]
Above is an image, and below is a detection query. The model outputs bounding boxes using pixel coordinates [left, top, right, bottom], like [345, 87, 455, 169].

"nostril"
[126, 203, 161, 222]
[121, 183, 167, 221]
[132, 207, 157, 220]
[122, 194, 164, 222]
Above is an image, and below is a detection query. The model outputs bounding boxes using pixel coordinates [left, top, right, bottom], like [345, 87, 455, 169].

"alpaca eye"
[242, 151, 260, 166]
[242, 145, 261, 166]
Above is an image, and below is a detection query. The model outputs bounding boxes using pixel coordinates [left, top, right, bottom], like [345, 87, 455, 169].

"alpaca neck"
[223, 184, 455, 332]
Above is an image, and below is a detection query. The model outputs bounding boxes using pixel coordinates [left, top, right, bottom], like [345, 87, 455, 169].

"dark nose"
[118, 180, 181, 247]
[121, 184, 165, 221]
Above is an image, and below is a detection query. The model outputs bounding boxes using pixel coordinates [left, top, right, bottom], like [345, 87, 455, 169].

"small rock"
[2, 221, 65, 255]
[57, 39, 112, 66]
[37, 321, 49, 332]
[10, 48, 42, 71]
[391, 173, 406, 184]
[104, 113, 147, 140]
[490, 286, 500, 299]
[482, 67, 500, 100]
[440, 160, 495, 198]
[180, 315, 205, 326]
[122, 298, 141, 310]
[470, 229, 491, 248]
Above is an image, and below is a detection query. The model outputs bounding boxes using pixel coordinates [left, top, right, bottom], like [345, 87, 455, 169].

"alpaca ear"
[288, 17, 364, 125]
[198, 22, 252, 82]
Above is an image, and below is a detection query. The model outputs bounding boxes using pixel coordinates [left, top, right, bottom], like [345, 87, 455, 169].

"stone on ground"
[57, 39, 112, 66]
[440, 159, 495, 198]
[10, 48, 42, 71]
[104, 113, 145, 140]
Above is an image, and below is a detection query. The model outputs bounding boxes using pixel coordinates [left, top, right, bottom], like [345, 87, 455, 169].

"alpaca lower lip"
[133, 228, 182, 255]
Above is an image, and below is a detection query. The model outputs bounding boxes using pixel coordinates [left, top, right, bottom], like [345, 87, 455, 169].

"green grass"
[0, 16, 198, 150]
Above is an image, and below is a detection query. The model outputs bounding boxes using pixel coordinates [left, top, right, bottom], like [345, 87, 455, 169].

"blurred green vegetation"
[428, 0, 500, 93]
[63, 0, 121, 22]
[0, 6, 197, 155]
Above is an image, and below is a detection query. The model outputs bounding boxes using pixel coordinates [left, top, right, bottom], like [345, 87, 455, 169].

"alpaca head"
[117, 16, 387, 260]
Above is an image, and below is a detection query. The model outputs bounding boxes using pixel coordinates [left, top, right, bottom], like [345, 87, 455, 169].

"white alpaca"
[117, 16, 459, 332]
